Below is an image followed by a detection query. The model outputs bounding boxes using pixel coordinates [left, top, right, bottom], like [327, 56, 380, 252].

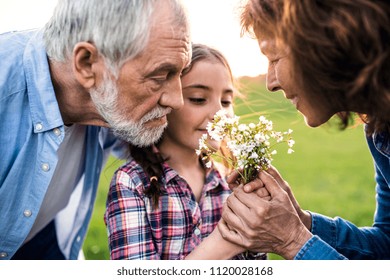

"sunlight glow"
[0, 0, 267, 77]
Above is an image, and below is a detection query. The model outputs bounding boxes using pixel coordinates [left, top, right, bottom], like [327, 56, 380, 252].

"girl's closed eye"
[221, 99, 232, 107]
[189, 97, 206, 105]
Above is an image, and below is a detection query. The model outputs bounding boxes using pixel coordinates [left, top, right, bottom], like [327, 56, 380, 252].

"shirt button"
[0, 252, 8, 258]
[76, 236, 81, 242]
[41, 163, 50, 172]
[53, 128, 61, 136]
[23, 209, 32, 217]
[194, 228, 201, 236]
[35, 123, 43, 131]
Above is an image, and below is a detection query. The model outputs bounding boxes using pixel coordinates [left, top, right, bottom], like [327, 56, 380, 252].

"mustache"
[141, 106, 172, 123]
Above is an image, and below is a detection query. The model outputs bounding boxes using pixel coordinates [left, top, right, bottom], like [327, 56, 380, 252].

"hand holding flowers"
[196, 110, 295, 184]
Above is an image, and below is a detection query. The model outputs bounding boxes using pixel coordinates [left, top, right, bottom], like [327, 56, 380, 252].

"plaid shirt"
[105, 158, 264, 260]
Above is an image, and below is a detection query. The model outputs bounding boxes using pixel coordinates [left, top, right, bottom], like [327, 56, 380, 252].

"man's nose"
[160, 79, 184, 110]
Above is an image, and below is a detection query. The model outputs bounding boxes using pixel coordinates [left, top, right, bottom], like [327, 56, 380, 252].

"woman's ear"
[72, 42, 101, 89]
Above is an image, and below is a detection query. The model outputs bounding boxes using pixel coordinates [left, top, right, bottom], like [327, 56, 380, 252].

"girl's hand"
[185, 220, 245, 260]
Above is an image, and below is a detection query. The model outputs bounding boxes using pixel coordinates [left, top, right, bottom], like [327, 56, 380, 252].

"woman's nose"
[266, 66, 281, 92]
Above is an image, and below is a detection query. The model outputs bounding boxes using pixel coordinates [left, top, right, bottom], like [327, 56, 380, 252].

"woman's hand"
[266, 166, 312, 230]
[227, 166, 311, 230]
[227, 170, 271, 201]
[219, 170, 312, 259]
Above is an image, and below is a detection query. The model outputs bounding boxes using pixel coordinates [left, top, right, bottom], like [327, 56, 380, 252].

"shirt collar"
[372, 130, 390, 157]
[24, 29, 63, 133]
[161, 161, 181, 184]
[160, 160, 227, 193]
[204, 166, 228, 193]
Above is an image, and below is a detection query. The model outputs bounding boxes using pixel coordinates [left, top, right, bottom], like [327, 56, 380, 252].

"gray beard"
[89, 75, 170, 147]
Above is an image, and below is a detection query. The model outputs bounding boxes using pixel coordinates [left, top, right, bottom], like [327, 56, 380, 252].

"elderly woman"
[219, 0, 390, 260]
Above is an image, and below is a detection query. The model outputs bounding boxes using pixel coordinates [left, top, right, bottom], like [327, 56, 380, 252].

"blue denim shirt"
[0, 29, 126, 259]
[295, 128, 390, 259]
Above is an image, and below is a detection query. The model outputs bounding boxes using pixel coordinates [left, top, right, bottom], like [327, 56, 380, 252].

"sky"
[0, 0, 268, 77]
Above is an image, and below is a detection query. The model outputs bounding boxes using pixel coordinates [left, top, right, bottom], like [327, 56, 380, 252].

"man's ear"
[72, 42, 101, 89]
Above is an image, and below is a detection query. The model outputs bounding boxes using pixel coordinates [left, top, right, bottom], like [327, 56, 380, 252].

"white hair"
[43, 0, 187, 75]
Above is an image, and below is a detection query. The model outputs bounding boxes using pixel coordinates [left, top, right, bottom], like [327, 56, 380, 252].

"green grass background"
[82, 77, 376, 260]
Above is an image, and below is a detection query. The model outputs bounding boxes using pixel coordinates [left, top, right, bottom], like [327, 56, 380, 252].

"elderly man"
[0, 0, 191, 260]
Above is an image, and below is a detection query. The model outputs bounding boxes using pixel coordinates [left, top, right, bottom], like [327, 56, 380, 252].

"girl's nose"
[210, 102, 224, 120]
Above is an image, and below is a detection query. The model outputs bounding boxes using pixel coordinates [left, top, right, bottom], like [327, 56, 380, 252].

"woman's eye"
[189, 98, 206, 104]
[270, 59, 279, 65]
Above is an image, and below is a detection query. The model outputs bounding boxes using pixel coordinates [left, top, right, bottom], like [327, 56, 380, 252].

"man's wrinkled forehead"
[185, 42, 192, 67]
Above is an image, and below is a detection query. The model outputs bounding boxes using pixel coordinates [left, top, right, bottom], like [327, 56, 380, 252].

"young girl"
[104, 44, 265, 260]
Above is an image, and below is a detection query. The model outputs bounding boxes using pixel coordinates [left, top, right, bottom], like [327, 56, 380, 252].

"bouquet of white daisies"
[196, 110, 295, 184]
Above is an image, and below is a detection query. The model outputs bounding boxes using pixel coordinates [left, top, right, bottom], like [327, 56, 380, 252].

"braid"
[129, 144, 166, 209]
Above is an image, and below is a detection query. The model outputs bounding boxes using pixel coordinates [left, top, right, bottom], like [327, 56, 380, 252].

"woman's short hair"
[242, 0, 390, 134]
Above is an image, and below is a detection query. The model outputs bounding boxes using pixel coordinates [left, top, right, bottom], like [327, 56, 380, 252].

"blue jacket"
[0, 29, 126, 259]
[295, 128, 390, 259]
